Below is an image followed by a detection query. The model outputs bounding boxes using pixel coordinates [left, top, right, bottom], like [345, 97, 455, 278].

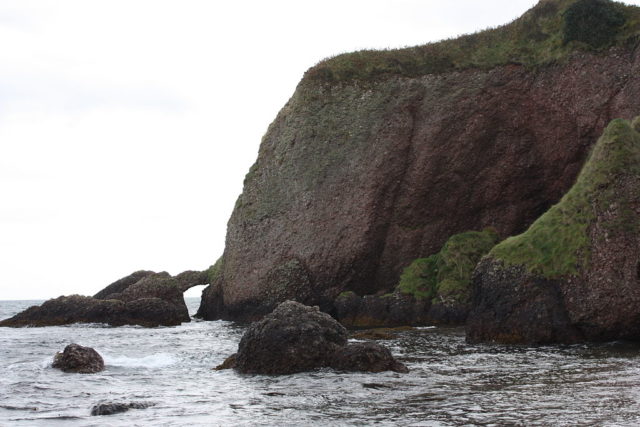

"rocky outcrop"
[467, 118, 640, 344]
[0, 269, 205, 327]
[93, 270, 155, 299]
[198, 0, 640, 321]
[90, 402, 153, 416]
[331, 342, 409, 373]
[52, 344, 104, 374]
[230, 301, 407, 374]
[333, 229, 499, 327]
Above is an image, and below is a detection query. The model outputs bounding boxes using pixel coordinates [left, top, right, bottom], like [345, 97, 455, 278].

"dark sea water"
[2, 299, 640, 426]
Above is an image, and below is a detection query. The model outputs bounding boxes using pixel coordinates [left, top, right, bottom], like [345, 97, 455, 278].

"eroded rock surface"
[90, 402, 153, 416]
[468, 118, 640, 344]
[199, 1, 640, 321]
[52, 343, 104, 374]
[231, 301, 407, 374]
[0, 269, 207, 327]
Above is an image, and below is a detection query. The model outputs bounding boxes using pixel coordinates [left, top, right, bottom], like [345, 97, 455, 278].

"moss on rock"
[207, 257, 224, 285]
[397, 228, 500, 304]
[490, 118, 640, 278]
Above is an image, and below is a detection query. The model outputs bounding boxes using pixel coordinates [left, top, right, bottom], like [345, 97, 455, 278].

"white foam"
[102, 352, 176, 369]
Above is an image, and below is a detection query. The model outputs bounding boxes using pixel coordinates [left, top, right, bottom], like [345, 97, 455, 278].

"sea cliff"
[198, 0, 640, 324]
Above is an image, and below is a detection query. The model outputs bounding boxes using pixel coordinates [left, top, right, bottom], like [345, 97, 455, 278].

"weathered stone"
[52, 344, 104, 374]
[234, 301, 347, 374]
[231, 301, 407, 375]
[214, 354, 237, 371]
[90, 402, 153, 416]
[0, 271, 191, 327]
[331, 343, 409, 373]
[174, 270, 209, 293]
[199, 2, 640, 321]
[93, 270, 156, 300]
[468, 118, 640, 344]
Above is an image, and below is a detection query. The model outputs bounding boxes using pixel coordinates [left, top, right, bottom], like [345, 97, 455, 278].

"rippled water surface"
[2, 299, 640, 426]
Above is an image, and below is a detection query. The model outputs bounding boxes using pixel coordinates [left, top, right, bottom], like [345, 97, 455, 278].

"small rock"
[331, 342, 409, 373]
[214, 353, 237, 370]
[52, 344, 104, 374]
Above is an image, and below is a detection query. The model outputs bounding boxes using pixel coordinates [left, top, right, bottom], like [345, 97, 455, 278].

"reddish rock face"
[467, 119, 640, 344]
[199, 44, 640, 320]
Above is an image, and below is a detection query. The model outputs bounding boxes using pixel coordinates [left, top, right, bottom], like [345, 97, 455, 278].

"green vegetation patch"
[397, 228, 500, 303]
[303, 0, 640, 85]
[563, 0, 626, 48]
[207, 257, 224, 285]
[490, 118, 640, 278]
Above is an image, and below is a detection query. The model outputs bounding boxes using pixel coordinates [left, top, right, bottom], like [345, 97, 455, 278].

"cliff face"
[199, 0, 640, 320]
[467, 118, 640, 344]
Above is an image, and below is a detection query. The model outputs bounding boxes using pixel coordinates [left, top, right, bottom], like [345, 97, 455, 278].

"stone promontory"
[0, 269, 209, 327]
[198, 0, 640, 322]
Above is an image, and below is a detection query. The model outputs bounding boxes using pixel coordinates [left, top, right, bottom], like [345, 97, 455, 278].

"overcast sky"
[1, 0, 639, 300]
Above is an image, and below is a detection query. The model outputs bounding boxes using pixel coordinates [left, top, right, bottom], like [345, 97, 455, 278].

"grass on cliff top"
[303, 0, 640, 84]
[490, 117, 640, 278]
[397, 228, 500, 303]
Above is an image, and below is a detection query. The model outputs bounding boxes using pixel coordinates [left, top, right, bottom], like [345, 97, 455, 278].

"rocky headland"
[0, 270, 209, 327]
[197, 0, 640, 333]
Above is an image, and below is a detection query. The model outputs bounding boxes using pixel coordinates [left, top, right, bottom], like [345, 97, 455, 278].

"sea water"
[2, 298, 640, 426]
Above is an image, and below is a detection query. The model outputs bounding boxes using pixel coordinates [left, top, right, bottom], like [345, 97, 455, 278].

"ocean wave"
[102, 352, 176, 369]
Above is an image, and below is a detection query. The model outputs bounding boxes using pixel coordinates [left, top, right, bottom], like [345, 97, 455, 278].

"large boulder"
[198, 1, 640, 321]
[467, 118, 640, 344]
[52, 343, 104, 374]
[231, 301, 407, 374]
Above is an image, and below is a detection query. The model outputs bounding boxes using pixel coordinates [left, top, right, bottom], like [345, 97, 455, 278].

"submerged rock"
[230, 301, 406, 375]
[331, 343, 408, 373]
[468, 118, 640, 344]
[52, 344, 104, 374]
[90, 401, 153, 416]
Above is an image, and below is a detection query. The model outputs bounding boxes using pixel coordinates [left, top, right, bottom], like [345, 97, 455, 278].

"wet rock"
[235, 301, 347, 374]
[331, 343, 409, 373]
[334, 292, 432, 327]
[214, 354, 237, 371]
[0, 270, 195, 327]
[350, 326, 415, 340]
[232, 301, 407, 375]
[90, 401, 153, 416]
[52, 344, 104, 374]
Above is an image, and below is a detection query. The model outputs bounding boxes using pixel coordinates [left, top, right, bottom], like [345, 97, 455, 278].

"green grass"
[207, 257, 223, 285]
[397, 228, 500, 303]
[490, 118, 640, 278]
[302, 0, 640, 85]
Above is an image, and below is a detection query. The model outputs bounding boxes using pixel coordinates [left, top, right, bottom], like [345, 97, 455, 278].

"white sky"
[1, 0, 639, 300]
